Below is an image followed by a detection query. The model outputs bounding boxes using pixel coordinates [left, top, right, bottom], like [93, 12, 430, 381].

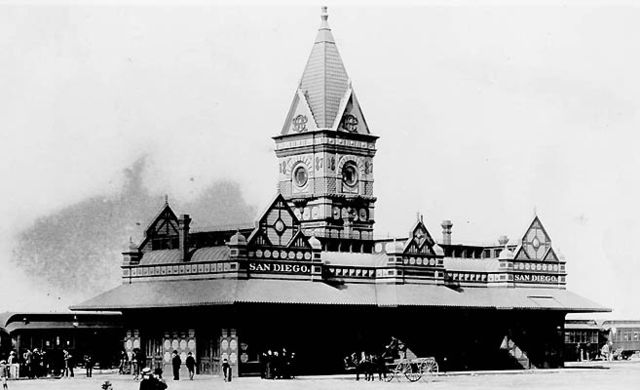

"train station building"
[73, 7, 608, 376]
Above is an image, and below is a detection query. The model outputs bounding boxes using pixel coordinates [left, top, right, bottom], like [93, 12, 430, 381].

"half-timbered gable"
[139, 203, 179, 252]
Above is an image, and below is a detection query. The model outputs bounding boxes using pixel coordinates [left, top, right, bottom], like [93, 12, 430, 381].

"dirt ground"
[3, 361, 639, 390]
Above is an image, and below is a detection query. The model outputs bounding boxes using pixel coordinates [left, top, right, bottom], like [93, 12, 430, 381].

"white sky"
[0, 1, 638, 318]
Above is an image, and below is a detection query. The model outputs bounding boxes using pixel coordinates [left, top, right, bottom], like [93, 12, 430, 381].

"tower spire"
[280, 6, 370, 134]
[316, 6, 333, 43]
[274, 8, 378, 250]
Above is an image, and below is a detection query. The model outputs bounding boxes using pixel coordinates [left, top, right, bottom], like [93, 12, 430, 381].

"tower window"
[342, 164, 358, 187]
[293, 166, 308, 187]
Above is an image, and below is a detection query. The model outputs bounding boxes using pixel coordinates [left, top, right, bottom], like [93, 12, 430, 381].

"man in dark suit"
[171, 351, 181, 380]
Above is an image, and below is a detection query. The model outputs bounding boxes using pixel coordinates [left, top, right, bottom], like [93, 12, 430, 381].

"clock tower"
[273, 6, 378, 253]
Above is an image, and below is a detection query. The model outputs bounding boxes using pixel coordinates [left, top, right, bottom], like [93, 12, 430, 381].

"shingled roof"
[281, 7, 370, 135]
[300, 7, 349, 129]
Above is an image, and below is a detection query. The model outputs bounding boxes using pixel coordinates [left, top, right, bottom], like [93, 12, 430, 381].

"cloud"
[9, 157, 256, 308]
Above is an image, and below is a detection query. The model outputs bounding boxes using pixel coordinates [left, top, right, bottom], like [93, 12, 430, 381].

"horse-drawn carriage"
[383, 337, 439, 382]
[383, 356, 439, 382]
[344, 337, 439, 382]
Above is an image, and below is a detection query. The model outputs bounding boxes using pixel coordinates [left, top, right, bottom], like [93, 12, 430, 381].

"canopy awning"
[71, 279, 609, 313]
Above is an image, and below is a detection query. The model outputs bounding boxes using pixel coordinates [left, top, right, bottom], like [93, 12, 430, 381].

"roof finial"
[164, 194, 169, 205]
[533, 205, 538, 217]
[320, 6, 329, 28]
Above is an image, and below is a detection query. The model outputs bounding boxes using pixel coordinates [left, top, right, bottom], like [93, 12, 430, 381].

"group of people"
[0, 352, 18, 380]
[127, 348, 147, 380]
[259, 348, 296, 380]
[169, 350, 196, 381]
[0, 349, 95, 380]
[19, 349, 47, 378]
[344, 352, 387, 381]
[600, 341, 615, 361]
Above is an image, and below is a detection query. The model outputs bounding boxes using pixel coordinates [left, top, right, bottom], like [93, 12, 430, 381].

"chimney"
[441, 220, 453, 245]
[178, 214, 191, 261]
[122, 239, 141, 266]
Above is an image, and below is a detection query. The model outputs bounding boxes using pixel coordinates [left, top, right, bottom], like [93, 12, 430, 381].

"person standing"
[118, 349, 128, 375]
[31, 349, 41, 378]
[7, 352, 17, 380]
[171, 350, 181, 380]
[1, 360, 9, 390]
[131, 348, 140, 380]
[185, 352, 196, 380]
[265, 350, 273, 379]
[23, 349, 33, 379]
[84, 354, 93, 378]
[273, 351, 281, 379]
[289, 352, 297, 379]
[221, 357, 232, 382]
[259, 352, 267, 379]
[63, 349, 74, 378]
[601, 342, 610, 361]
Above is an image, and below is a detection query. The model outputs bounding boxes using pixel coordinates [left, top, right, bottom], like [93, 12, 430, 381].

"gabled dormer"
[247, 194, 308, 249]
[403, 216, 444, 258]
[510, 215, 566, 287]
[139, 201, 180, 252]
[513, 216, 556, 262]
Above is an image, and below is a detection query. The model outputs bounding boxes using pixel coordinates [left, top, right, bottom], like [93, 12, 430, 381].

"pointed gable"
[513, 245, 530, 261]
[281, 89, 318, 135]
[403, 217, 440, 257]
[543, 247, 559, 262]
[248, 194, 305, 248]
[139, 202, 180, 251]
[334, 89, 370, 134]
[288, 229, 313, 250]
[520, 216, 554, 261]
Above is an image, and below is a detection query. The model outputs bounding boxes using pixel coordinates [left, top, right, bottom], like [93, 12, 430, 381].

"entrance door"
[144, 335, 164, 371]
[197, 331, 220, 375]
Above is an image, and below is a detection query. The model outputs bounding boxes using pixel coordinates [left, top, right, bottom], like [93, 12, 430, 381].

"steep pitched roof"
[281, 7, 370, 135]
[300, 10, 349, 129]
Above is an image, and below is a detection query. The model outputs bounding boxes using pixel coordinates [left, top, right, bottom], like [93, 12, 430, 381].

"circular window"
[293, 166, 308, 187]
[342, 164, 358, 187]
[274, 219, 285, 234]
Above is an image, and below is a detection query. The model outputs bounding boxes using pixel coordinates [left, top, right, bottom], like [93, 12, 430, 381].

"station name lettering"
[249, 262, 310, 274]
[514, 274, 558, 283]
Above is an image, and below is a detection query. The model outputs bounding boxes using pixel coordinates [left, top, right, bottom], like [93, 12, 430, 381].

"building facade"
[73, 7, 608, 376]
[0, 312, 123, 375]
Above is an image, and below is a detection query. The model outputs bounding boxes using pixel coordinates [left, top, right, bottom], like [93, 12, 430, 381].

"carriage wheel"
[403, 362, 423, 382]
[383, 363, 398, 382]
[383, 366, 394, 382]
[420, 360, 439, 382]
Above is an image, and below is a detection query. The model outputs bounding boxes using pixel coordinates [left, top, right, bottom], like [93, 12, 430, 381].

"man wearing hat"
[171, 350, 181, 380]
[138, 368, 154, 390]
